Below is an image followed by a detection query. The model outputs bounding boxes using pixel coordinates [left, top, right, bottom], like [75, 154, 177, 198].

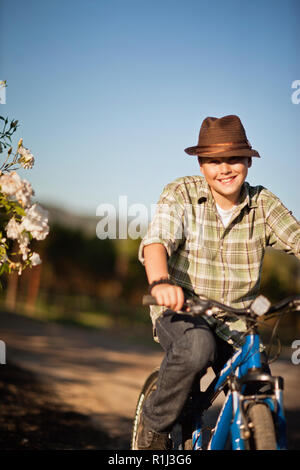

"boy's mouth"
[217, 175, 237, 185]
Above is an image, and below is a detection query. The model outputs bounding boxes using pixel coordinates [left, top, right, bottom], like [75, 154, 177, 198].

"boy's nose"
[219, 162, 231, 173]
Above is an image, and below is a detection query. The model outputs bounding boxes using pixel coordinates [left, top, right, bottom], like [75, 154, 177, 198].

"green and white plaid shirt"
[139, 175, 300, 349]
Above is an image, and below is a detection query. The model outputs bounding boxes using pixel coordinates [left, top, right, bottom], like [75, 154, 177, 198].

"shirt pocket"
[183, 236, 219, 263]
[227, 236, 265, 272]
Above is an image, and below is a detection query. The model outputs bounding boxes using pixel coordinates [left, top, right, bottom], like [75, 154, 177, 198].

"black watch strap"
[148, 277, 177, 294]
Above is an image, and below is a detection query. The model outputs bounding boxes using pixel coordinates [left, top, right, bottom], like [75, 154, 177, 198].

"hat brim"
[184, 146, 260, 158]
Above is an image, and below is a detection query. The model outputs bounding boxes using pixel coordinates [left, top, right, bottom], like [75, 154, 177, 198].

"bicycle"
[131, 293, 300, 450]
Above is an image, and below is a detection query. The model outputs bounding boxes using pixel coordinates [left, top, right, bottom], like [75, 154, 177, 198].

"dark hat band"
[195, 141, 251, 155]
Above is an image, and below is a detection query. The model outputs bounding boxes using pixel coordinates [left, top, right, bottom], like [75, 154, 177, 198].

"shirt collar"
[241, 182, 258, 209]
[196, 178, 211, 204]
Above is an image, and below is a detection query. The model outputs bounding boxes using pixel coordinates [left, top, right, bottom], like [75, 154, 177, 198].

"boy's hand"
[151, 284, 185, 312]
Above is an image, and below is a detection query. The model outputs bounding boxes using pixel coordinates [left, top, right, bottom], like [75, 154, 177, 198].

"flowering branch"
[0, 111, 49, 278]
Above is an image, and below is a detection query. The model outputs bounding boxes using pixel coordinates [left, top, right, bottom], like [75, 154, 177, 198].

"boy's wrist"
[148, 277, 177, 294]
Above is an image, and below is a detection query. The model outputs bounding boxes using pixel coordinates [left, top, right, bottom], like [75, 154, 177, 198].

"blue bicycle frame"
[191, 330, 286, 450]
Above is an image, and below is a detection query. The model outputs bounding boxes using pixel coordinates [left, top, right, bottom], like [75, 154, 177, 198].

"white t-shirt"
[216, 203, 237, 228]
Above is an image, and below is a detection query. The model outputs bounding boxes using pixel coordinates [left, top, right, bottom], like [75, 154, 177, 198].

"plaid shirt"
[139, 175, 300, 349]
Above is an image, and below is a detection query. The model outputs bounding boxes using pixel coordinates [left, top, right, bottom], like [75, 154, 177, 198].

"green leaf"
[13, 205, 26, 217]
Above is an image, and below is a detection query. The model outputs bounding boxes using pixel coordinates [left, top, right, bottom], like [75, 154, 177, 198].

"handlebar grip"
[142, 295, 158, 306]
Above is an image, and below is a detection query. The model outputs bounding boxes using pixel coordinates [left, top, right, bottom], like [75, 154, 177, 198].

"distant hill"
[42, 203, 148, 240]
[42, 204, 300, 296]
[42, 203, 99, 237]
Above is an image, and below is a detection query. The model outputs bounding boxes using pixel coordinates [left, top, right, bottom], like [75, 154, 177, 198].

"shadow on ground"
[0, 362, 130, 450]
[0, 362, 299, 450]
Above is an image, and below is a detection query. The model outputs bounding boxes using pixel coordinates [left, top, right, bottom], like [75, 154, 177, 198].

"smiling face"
[199, 156, 252, 209]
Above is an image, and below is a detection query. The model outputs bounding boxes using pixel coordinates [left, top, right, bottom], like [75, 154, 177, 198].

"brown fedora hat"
[184, 115, 260, 158]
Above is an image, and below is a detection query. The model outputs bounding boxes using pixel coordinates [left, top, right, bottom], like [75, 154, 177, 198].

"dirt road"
[0, 310, 299, 449]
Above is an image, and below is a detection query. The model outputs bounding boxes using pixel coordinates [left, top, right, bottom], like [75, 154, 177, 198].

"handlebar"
[142, 293, 300, 319]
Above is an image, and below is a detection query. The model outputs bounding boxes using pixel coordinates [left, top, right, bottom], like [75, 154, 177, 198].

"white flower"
[30, 252, 41, 266]
[5, 218, 29, 259]
[18, 145, 35, 169]
[17, 179, 34, 207]
[5, 217, 22, 239]
[21, 204, 49, 240]
[0, 171, 34, 207]
[0, 171, 21, 196]
[19, 231, 30, 260]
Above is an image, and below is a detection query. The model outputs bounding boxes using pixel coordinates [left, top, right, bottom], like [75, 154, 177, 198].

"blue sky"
[0, 0, 299, 220]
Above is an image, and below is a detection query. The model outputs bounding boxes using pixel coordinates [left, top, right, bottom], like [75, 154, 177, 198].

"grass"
[0, 291, 298, 350]
[0, 294, 159, 349]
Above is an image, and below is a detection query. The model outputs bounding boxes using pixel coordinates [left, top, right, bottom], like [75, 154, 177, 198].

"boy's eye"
[204, 157, 245, 165]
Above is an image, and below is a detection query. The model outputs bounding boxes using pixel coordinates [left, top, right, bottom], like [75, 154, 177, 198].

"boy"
[137, 115, 300, 450]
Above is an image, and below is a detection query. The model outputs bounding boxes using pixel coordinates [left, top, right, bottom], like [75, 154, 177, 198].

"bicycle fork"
[191, 372, 286, 450]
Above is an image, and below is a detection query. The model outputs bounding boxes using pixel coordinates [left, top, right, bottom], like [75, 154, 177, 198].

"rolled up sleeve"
[138, 185, 185, 265]
[266, 196, 300, 260]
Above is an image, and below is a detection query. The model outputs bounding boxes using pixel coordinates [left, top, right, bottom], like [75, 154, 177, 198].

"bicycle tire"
[131, 368, 159, 450]
[246, 403, 277, 450]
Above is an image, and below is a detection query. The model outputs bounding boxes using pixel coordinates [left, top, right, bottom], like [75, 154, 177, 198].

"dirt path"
[0, 310, 299, 449]
[0, 310, 163, 449]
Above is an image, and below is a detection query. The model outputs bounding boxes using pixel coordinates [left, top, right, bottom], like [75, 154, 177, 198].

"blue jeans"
[143, 310, 234, 433]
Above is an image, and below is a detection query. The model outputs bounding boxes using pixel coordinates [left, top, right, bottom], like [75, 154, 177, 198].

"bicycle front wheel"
[246, 403, 277, 450]
[131, 368, 159, 450]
